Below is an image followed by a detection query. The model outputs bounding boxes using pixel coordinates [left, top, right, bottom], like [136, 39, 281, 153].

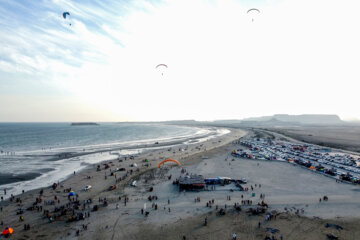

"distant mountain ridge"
[121, 114, 346, 126]
[242, 114, 343, 125]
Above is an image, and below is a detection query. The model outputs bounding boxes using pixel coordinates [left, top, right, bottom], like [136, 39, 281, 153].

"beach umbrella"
[68, 191, 76, 197]
[2, 227, 14, 235]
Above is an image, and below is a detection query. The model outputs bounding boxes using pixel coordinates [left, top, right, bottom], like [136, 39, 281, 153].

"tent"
[68, 191, 76, 197]
[2, 227, 14, 236]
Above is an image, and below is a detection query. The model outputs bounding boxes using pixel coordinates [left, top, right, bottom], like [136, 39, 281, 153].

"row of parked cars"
[235, 138, 360, 184]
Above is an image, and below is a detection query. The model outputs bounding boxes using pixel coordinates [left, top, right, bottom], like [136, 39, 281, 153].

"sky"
[0, 0, 360, 122]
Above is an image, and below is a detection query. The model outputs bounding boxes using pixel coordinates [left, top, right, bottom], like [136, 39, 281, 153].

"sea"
[0, 122, 227, 198]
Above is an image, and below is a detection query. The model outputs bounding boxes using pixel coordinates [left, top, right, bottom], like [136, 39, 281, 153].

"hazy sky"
[1, 0, 359, 122]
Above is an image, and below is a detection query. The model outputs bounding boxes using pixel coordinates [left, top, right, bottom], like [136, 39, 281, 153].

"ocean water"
[0, 122, 198, 152]
[0, 122, 226, 197]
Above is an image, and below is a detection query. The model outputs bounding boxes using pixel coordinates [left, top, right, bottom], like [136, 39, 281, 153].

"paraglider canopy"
[156, 64, 168, 69]
[2, 227, 14, 235]
[155, 64, 168, 76]
[247, 8, 260, 22]
[158, 159, 181, 168]
[63, 12, 70, 19]
[247, 8, 260, 14]
[62, 12, 72, 26]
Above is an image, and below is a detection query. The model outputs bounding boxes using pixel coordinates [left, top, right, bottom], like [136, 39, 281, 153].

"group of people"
[206, 199, 215, 208]
[242, 199, 253, 205]
[194, 196, 201, 202]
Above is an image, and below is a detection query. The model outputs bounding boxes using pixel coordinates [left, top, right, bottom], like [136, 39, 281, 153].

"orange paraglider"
[158, 159, 181, 168]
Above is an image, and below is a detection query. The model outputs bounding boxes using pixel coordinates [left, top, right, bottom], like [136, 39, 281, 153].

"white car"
[83, 185, 92, 191]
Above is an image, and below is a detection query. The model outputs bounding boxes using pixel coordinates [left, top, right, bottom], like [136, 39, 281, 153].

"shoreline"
[0, 126, 228, 199]
[0, 127, 243, 210]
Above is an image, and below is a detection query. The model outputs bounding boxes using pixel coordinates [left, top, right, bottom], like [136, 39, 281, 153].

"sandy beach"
[1, 127, 360, 240]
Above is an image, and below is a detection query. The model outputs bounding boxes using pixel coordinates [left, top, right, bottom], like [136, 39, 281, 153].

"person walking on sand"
[233, 233, 237, 240]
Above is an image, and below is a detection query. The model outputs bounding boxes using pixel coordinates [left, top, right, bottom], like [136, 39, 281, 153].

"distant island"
[71, 122, 99, 126]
